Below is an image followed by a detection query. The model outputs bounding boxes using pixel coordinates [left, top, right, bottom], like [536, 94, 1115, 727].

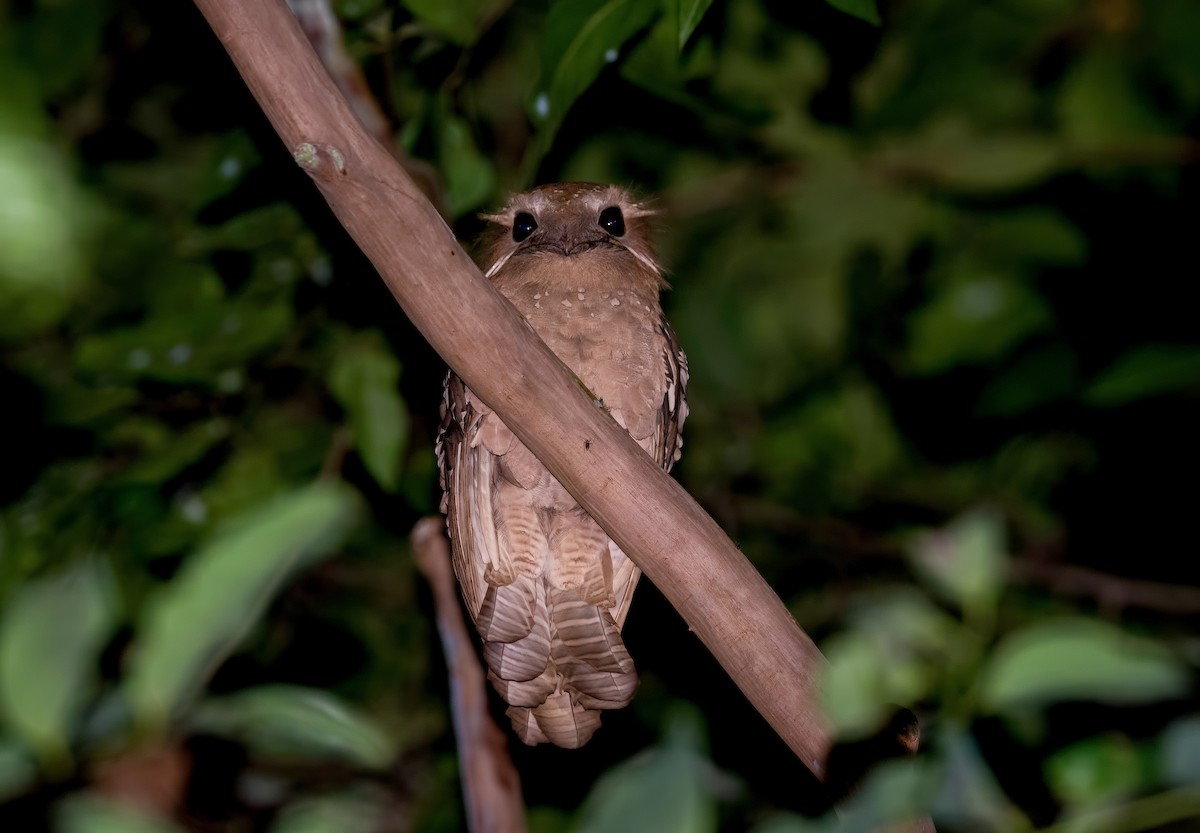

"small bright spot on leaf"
[309, 257, 333, 286]
[179, 494, 208, 524]
[216, 369, 244, 393]
[127, 349, 152, 370]
[954, 280, 1004, 319]
[271, 259, 297, 283]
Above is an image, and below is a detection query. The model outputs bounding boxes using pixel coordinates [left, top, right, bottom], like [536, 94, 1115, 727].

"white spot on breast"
[561, 299, 573, 307]
[610, 298, 620, 306]
[534, 292, 541, 299]
[577, 292, 585, 300]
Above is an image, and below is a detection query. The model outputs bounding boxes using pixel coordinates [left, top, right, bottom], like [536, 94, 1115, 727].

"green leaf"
[757, 379, 903, 508]
[824, 0, 881, 26]
[530, 807, 576, 833]
[74, 265, 293, 387]
[819, 590, 956, 738]
[931, 725, 1027, 830]
[328, 335, 408, 493]
[820, 631, 893, 736]
[1084, 345, 1200, 407]
[907, 272, 1053, 375]
[8, 0, 110, 99]
[337, 0, 385, 21]
[125, 483, 360, 729]
[872, 121, 1061, 193]
[573, 708, 722, 833]
[747, 814, 831, 833]
[267, 791, 383, 833]
[1161, 716, 1200, 788]
[675, 0, 716, 49]
[1045, 734, 1144, 807]
[932, 134, 1061, 191]
[1149, 0, 1200, 113]
[111, 418, 232, 487]
[184, 202, 303, 253]
[976, 344, 1077, 417]
[400, 0, 500, 45]
[55, 792, 186, 833]
[621, 13, 716, 106]
[0, 559, 116, 768]
[190, 685, 395, 769]
[788, 157, 930, 272]
[907, 508, 1007, 619]
[439, 111, 495, 217]
[981, 618, 1189, 712]
[1057, 51, 1170, 148]
[0, 131, 93, 340]
[980, 209, 1088, 267]
[0, 738, 37, 803]
[532, 0, 660, 156]
[708, 3, 829, 138]
[838, 759, 934, 830]
[42, 384, 140, 428]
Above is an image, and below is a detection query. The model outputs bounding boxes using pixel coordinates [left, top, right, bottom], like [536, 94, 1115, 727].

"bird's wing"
[438, 371, 552, 663]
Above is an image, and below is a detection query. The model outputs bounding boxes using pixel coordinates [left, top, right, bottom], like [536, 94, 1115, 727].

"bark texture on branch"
[192, 0, 832, 774]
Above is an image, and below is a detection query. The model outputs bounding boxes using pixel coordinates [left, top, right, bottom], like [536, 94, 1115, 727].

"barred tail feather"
[507, 692, 603, 749]
[483, 616, 552, 682]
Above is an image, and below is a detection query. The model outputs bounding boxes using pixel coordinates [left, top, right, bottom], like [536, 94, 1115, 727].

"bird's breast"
[492, 255, 666, 436]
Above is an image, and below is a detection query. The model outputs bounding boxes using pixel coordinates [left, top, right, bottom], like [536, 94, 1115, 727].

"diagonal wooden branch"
[192, 0, 832, 775]
[286, 0, 445, 214]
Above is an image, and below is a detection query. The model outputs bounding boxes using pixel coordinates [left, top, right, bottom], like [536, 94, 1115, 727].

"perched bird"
[437, 183, 688, 748]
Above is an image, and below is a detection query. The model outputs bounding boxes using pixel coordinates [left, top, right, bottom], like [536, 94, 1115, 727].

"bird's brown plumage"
[437, 183, 688, 747]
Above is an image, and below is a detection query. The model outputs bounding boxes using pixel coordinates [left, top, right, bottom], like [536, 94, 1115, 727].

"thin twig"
[1010, 559, 1200, 617]
[287, 0, 445, 215]
[412, 519, 527, 833]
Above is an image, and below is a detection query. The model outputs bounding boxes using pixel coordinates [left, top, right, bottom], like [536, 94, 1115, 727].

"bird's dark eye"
[599, 206, 625, 237]
[513, 212, 538, 243]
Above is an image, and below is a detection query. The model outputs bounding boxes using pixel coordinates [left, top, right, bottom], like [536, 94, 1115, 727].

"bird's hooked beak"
[524, 230, 613, 257]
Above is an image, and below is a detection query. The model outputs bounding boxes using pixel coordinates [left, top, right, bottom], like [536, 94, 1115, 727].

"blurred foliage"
[2, 0, 1199, 831]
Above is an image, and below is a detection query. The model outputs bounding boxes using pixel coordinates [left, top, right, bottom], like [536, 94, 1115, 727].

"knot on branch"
[293, 142, 347, 177]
